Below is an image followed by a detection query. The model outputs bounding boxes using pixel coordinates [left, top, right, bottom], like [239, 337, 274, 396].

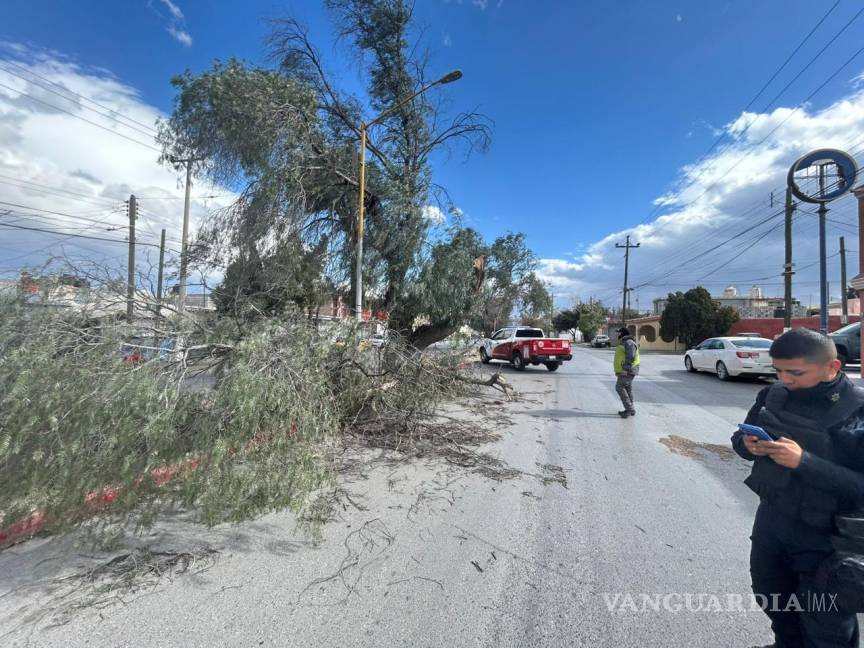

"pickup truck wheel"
[512, 352, 525, 371]
[545, 362, 560, 372]
[479, 347, 490, 364]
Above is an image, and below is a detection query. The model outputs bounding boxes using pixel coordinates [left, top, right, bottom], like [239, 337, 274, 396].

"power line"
[0, 59, 159, 135]
[636, 1, 844, 229]
[0, 64, 158, 140]
[1, 212, 125, 233]
[0, 176, 122, 208]
[727, 4, 864, 151]
[0, 220, 172, 250]
[0, 200, 125, 227]
[675, 44, 864, 218]
[0, 80, 162, 153]
[632, 149, 863, 292]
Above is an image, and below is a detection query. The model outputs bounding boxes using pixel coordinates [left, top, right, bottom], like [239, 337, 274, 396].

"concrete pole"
[126, 194, 136, 323]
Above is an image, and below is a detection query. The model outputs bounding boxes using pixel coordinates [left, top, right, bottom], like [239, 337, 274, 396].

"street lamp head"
[437, 69, 463, 85]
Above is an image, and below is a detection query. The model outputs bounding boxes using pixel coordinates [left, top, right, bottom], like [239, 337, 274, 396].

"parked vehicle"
[591, 334, 611, 348]
[684, 336, 775, 381]
[479, 326, 572, 371]
[829, 322, 860, 368]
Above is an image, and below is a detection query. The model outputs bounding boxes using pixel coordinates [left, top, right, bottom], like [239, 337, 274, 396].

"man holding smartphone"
[732, 328, 864, 648]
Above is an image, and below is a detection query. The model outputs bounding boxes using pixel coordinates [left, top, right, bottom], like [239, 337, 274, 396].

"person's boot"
[618, 410, 631, 418]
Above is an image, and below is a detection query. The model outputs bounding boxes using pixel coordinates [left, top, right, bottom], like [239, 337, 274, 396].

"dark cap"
[617, 327, 630, 336]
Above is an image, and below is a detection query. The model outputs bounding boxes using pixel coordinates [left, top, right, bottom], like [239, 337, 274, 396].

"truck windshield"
[515, 329, 544, 338]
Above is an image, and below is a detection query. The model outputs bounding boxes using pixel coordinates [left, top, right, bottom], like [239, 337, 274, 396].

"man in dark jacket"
[731, 328, 864, 648]
[614, 327, 640, 418]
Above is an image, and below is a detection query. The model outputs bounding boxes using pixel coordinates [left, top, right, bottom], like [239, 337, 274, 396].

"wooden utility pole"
[783, 188, 795, 330]
[840, 236, 848, 325]
[126, 194, 136, 323]
[616, 235, 640, 327]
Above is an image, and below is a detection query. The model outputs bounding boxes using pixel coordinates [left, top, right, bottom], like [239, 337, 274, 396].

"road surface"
[0, 346, 835, 647]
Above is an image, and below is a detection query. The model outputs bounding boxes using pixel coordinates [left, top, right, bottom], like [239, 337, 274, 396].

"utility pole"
[853, 186, 864, 368]
[840, 236, 849, 325]
[156, 228, 166, 305]
[783, 188, 795, 331]
[170, 156, 202, 312]
[126, 194, 136, 323]
[616, 235, 640, 327]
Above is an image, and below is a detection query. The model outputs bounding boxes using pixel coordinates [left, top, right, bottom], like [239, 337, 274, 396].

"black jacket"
[732, 376, 864, 517]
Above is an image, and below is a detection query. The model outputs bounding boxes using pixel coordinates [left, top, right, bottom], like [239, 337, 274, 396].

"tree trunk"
[408, 322, 458, 351]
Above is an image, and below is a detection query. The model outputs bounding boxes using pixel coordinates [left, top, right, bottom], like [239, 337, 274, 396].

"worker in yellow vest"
[613, 326, 641, 418]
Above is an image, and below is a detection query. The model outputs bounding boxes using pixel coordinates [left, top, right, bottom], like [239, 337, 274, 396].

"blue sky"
[2, 0, 864, 308]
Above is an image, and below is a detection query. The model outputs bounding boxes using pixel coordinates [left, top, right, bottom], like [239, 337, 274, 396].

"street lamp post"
[354, 70, 463, 320]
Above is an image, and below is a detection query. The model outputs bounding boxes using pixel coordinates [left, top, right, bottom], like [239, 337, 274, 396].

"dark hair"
[617, 327, 630, 336]
[769, 328, 837, 363]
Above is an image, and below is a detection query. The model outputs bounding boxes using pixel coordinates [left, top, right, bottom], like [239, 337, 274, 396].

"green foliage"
[577, 303, 607, 341]
[518, 273, 552, 325]
[160, 2, 491, 348]
[659, 287, 741, 348]
[0, 300, 471, 537]
[553, 308, 580, 332]
[211, 235, 331, 320]
[158, 59, 317, 186]
[471, 233, 545, 334]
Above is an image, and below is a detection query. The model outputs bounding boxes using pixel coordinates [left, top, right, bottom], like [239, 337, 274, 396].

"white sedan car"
[684, 336, 776, 381]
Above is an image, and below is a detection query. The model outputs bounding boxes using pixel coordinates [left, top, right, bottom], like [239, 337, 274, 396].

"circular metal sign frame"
[787, 148, 858, 204]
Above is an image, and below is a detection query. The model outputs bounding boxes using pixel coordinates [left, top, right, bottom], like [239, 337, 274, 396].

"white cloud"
[536, 73, 864, 309]
[443, 33, 453, 48]
[676, 14, 683, 23]
[167, 26, 193, 48]
[159, 0, 184, 21]
[422, 204, 447, 225]
[0, 43, 232, 285]
[472, 0, 489, 8]
[150, 0, 193, 47]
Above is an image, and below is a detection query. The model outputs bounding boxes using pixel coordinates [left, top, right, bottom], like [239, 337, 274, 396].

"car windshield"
[515, 329, 544, 338]
[831, 322, 860, 336]
[730, 339, 772, 349]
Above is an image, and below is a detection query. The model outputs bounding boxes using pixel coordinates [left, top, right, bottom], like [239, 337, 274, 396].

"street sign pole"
[788, 149, 859, 335]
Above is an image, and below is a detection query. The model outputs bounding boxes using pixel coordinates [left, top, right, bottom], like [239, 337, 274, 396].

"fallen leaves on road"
[1, 547, 220, 632]
[535, 463, 569, 489]
[658, 435, 736, 461]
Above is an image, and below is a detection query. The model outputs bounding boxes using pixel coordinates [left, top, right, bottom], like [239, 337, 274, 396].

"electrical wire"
[0, 59, 160, 134]
[0, 81, 162, 153]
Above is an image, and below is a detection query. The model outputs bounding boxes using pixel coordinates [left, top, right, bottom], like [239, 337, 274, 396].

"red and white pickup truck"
[479, 326, 572, 372]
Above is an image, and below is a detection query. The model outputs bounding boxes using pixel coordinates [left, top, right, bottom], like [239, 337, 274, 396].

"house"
[605, 315, 683, 352]
[653, 286, 807, 319]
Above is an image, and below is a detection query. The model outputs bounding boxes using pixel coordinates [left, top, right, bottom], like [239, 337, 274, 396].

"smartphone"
[737, 423, 776, 442]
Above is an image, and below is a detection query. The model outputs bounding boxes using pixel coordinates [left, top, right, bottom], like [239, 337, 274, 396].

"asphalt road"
[0, 346, 832, 647]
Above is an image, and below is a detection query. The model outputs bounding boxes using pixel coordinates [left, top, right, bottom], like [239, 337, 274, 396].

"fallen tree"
[0, 295, 501, 547]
